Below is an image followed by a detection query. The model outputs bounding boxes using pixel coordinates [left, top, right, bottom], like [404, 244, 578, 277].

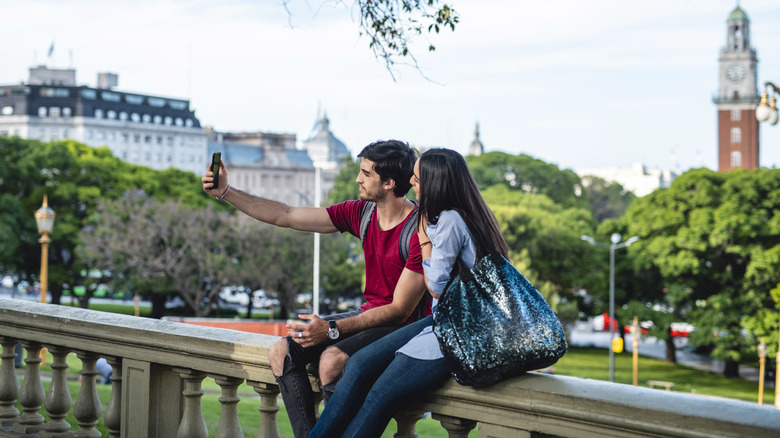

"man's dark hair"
[357, 140, 416, 197]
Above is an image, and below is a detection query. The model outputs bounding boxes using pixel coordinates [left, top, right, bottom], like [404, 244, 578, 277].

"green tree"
[624, 168, 780, 377]
[0, 137, 217, 307]
[466, 152, 586, 209]
[581, 175, 635, 223]
[483, 185, 601, 300]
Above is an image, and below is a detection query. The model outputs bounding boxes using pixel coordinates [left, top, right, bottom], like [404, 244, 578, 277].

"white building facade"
[0, 66, 206, 175]
[576, 163, 678, 197]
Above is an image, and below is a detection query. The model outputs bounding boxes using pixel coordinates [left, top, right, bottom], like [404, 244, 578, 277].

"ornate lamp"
[34, 195, 55, 303]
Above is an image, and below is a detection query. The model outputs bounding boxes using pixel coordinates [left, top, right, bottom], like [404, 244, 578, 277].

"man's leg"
[270, 336, 322, 438]
[270, 310, 361, 438]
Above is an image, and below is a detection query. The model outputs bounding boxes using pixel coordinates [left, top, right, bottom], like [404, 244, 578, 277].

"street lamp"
[581, 233, 640, 382]
[34, 195, 56, 304]
[756, 81, 779, 126]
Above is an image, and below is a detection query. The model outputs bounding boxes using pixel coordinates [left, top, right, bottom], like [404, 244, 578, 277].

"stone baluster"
[211, 375, 244, 438]
[103, 357, 122, 438]
[12, 341, 46, 434]
[432, 414, 477, 438]
[393, 409, 424, 438]
[39, 345, 73, 438]
[247, 381, 281, 438]
[0, 336, 20, 427]
[73, 352, 103, 438]
[175, 368, 208, 438]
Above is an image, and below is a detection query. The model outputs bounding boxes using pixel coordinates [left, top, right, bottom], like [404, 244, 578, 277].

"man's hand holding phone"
[202, 152, 229, 199]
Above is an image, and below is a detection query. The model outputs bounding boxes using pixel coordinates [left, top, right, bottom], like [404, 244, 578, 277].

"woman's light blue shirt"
[396, 209, 476, 360]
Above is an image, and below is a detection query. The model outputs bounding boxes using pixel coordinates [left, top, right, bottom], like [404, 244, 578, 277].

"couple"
[203, 140, 508, 437]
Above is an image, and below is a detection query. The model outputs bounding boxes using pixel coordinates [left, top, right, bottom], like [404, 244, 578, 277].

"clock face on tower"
[726, 63, 746, 83]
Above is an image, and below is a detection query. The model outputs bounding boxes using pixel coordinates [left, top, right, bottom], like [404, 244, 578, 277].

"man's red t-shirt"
[326, 200, 424, 316]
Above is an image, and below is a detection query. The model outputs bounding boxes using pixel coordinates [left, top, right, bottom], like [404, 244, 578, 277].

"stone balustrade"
[1, 297, 780, 438]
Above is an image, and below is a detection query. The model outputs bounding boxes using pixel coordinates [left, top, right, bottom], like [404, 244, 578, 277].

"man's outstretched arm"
[202, 160, 337, 234]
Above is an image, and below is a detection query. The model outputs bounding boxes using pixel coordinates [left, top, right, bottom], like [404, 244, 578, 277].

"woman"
[309, 148, 509, 438]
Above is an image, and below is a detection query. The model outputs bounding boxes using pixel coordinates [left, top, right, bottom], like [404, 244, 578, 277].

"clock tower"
[714, 4, 760, 171]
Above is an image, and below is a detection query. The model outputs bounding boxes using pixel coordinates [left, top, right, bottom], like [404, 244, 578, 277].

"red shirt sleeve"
[326, 200, 365, 238]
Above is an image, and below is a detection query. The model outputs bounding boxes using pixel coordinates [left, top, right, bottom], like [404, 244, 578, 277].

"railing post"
[393, 409, 424, 438]
[12, 341, 46, 434]
[211, 375, 244, 438]
[104, 356, 122, 438]
[175, 368, 208, 438]
[247, 381, 281, 438]
[73, 351, 103, 438]
[432, 414, 477, 438]
[0, 336, 21, 428]
[39, 345, 74, 437]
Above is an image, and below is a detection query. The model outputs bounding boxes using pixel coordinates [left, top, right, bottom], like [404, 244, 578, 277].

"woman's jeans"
[308, 316, 451, 438]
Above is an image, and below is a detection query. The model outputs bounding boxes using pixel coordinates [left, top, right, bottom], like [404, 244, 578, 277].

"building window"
[1, 105, 12, 115]
[153, 115, 162, 124]
[142, 114, 151, 123]
[0, 130, 8, 137]
[730, 109, 741, 121]
[94, 109, 104, 118]
[49, 107, 61, 117]
[38, 107, 47, 117]
[144, 135, 152, 143]
[134, 134, 140, 143]
[107, 110, 117, 119]
[730, 127, 741, 143]
[81, 89, 97, 99]
[101, 91, 121, 102]
[122, 133, 129, 143]
[185, 119, 193, 127]
[131, 113, 141, 123]
[119, 112, 128, 121]
[148, 97, 166, 107]
[62, 107, 72, 117]
[175, 117, 183, 127]
[164, 116, 172, 126]
[125, 95, 144, 105]
[731, 151, 742, 167]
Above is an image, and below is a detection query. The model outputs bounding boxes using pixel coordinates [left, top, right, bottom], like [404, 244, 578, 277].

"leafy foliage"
[353, 0, 459, 78]
[466, 152, 587, 209]
[623, 168, 780, 376]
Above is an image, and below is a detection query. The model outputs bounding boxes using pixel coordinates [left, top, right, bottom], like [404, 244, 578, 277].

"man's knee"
[319, 347, 349, 385]
[269, 338, 288, 377]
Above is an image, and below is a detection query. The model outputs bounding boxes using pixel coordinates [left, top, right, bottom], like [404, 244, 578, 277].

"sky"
[2, 0, 780, 172]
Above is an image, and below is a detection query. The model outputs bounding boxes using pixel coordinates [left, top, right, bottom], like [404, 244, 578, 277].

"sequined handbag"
[433, 253, 567, 386]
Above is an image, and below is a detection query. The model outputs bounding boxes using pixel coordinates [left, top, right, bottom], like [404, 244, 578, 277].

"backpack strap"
[359, 201, 376, 246]
[360, 201, 419, 266]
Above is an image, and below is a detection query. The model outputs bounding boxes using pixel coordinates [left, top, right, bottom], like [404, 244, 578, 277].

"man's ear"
[383, 178, 396, 192]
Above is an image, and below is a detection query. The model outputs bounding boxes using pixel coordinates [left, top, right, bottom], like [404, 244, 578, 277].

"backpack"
[358, 201, 431, 320]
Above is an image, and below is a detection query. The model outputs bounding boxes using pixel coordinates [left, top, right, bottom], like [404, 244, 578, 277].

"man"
[202, 139, 427, 438]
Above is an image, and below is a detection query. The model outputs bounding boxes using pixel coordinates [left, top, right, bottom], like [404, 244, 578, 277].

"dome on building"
[302, 114, 351, 170]
[468, 122, 484, 156]
[728, 5, 748, 21]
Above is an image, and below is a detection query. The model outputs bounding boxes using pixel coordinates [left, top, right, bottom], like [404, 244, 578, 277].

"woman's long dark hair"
[417, 148, 509, 260]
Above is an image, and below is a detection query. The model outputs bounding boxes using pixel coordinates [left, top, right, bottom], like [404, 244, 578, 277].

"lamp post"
[756, 82, 779, 126]
[757, 338, 767, 405]
[34, 195, 56, 304]
[581, 233, 640, 382]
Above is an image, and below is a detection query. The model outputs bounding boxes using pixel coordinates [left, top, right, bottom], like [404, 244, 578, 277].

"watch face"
[726, 64, 745, 83]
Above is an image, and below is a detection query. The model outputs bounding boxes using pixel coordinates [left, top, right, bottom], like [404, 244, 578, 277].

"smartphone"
[211, 152, 221, 189]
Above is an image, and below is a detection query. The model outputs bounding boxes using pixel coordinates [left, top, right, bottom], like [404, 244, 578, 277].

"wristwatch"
[327, 320, 340, 340]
